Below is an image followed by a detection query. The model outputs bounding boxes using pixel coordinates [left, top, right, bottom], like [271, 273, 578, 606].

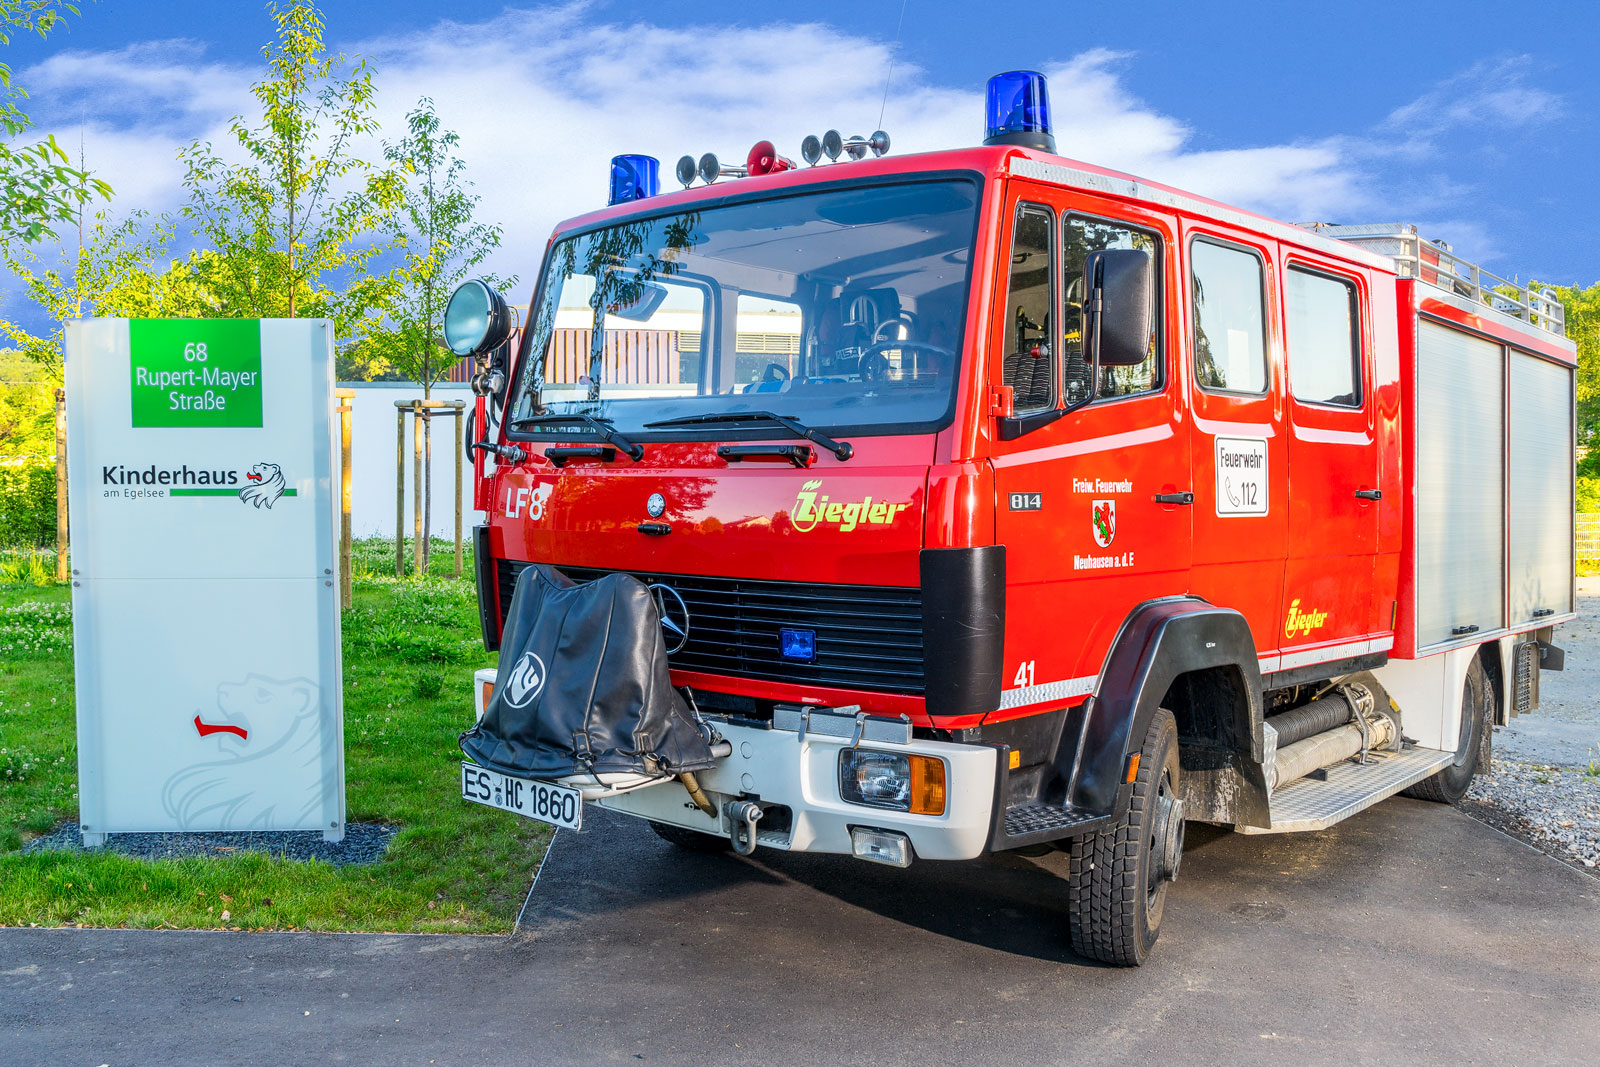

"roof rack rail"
[1297, 222, 1565, 337]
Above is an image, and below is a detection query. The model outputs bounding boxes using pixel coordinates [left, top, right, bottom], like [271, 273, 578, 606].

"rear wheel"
[1403, 657, 1493, 804]
[1066, 707, 1183, 967]
[648, 820, 730, 853]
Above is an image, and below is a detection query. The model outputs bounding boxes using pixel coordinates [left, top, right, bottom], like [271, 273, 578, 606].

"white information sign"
[1214, 435, 1269, 517]
[65, 319, 344, 844]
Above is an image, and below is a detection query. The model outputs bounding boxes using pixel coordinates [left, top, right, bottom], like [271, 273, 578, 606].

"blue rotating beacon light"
[608, 154, 660, 206]
[983, 70, 1056, 153]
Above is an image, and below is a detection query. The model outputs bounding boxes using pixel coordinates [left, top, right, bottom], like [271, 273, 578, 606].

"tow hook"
[725, 800, 763, 856]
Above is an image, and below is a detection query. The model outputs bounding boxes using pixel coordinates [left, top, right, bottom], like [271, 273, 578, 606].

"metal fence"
[1580, 514, 1600, 565]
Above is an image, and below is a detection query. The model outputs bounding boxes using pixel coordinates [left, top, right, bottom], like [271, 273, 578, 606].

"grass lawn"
[0, 539, 551, 933]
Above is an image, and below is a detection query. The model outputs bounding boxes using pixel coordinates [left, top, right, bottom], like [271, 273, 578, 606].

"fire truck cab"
[450, 72, 1576, 966]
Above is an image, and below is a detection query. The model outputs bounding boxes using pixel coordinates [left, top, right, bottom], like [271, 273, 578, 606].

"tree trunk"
[422, 380, 432, 572]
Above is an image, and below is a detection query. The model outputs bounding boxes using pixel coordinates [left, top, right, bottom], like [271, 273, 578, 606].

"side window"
[1063, 215, 1162, 402]
[1002, 203, 1056, 412]
[1191, 239, 1267, 394]
[1286, 267, 1361, 407]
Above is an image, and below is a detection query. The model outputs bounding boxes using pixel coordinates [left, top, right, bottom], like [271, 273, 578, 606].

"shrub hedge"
[0, 463, 55, 548]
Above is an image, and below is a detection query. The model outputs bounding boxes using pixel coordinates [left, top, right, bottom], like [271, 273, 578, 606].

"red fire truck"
[447, 71, 1576, 965]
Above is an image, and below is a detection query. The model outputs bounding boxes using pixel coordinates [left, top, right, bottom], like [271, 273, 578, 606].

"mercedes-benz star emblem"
[650, 583, 691, 654]
[646, 492, 666, 518]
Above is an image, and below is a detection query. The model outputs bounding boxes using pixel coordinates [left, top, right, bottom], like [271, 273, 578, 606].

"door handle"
[1355, 489, 1382, 500]
[1154, 491, 1194, 505]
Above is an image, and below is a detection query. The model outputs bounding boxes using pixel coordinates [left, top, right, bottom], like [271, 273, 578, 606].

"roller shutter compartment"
[1415, 321, 1504, 648]
[1508, 349, 1575, 624]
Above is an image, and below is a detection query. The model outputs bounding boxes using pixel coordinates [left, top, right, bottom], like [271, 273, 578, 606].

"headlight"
[838, 750, 946, 815]
[443, 278, 512, 357]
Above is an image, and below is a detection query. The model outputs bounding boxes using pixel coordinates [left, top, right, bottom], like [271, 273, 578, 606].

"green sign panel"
[129, 319, 263, 428]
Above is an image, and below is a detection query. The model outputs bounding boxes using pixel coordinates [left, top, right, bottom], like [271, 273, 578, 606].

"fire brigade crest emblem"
[1091, 499, 1116, 548]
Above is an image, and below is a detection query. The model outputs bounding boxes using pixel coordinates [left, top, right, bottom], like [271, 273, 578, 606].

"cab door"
[1184, 227, 1288, 657]
[990, 187, 1190, 713]
[1280, 259, 1380, 658]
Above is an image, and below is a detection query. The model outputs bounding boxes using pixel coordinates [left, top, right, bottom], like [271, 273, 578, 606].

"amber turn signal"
[909, 755, 946, 815]
[1124, 752, 1141, 783]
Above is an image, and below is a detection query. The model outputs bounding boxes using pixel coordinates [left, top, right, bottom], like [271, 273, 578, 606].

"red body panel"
[480, 143, 1573, 731]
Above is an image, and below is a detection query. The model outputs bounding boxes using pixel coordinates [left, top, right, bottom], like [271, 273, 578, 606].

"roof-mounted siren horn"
[746, 140, 795, 176]
[675, 154, 698, 188]
[698, 152, 748, 185]
[819, 130, 891, 162]
[801, 134, 823, 165]
[607, 154, 660, 206]
[983, 70, 1056, 153]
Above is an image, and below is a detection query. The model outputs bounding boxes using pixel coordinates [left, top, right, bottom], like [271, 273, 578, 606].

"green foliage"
[1543, 281, 1600, 447]
[1578, 476, 1600, 515]
[178, 0, 404, 338]
[0, 211, 193, 375]
[0, 461, 54, 547]
[0, 578, 542, 934]
[0, 546, 59, 583]
[372, 97, 513, 397]
[0, 347, 54, 456]
[0, 1, 111, 243]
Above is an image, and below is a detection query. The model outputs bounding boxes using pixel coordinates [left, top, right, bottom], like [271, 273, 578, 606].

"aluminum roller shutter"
[1416, 321, 1504, 647]
[1508, 350, 1575, 623]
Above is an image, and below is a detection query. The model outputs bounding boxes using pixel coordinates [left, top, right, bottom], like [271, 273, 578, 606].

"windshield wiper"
[644, 410, 853, 461]
[512, 412, 644, 461]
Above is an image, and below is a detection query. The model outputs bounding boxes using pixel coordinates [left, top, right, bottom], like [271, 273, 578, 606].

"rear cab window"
[1285, 267, 1362, 407]
[1191, 238, 1269, 394]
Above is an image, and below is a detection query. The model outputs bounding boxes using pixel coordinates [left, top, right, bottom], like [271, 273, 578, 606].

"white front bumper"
[471, 667, 999, 860]
[594, 717, 999, 861]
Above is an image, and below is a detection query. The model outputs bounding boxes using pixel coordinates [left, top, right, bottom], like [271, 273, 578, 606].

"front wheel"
[1403, 657, 1493, 804]
[1066, 707, 1184, 967]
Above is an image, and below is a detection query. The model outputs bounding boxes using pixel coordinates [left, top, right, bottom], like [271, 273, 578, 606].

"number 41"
[1013, 660, 1035, 688]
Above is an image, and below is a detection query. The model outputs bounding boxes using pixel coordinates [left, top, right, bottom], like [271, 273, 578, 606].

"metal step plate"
[1003, 803, 1096, 838]
[1237, 747, 1456, 835]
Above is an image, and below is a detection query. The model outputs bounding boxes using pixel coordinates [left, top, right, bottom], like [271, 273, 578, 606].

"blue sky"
[5, 0, 1597, 322]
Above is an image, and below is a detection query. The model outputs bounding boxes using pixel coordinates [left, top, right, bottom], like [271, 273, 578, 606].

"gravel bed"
[1465, 759, 1600, 873]
[23, 822, 397, 866]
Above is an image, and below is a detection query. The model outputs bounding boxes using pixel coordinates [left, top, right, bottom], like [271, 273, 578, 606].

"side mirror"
[1085, 248, 1154, 367]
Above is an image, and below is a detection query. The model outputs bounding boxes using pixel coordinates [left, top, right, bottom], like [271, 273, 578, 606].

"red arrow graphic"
[194, 714, 248, 741]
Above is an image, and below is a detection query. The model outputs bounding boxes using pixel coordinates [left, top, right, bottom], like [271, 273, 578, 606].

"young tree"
[0, 209, 187, 377]
[374, 97, 513, 569]
[178, 0, 402, 337]
[0, 0, 109, 243]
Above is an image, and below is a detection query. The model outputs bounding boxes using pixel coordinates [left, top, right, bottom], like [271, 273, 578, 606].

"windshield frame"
[505, 168, 985, 444]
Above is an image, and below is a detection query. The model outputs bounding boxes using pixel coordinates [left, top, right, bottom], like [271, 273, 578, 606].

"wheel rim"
[1147, 768, 1185, 908]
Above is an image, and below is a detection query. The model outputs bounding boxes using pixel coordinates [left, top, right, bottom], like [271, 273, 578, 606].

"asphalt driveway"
[4, 799, 1597, 1067]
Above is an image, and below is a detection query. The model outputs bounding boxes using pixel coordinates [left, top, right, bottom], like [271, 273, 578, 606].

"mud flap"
[460, 564, 716, 780]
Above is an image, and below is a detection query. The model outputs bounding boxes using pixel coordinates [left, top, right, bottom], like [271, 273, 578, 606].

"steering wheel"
[858, 341, 952, 383]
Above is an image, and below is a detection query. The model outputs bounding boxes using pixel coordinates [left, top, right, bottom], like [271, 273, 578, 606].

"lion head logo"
[238, 462, 286, 509]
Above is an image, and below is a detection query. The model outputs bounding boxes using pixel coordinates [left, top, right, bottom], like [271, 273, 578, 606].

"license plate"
[460, 762, 583, 830]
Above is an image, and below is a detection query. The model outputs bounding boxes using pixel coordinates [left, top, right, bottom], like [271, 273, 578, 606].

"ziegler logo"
[791, 479, 910, 533]
[1284, 599, 1329, 639]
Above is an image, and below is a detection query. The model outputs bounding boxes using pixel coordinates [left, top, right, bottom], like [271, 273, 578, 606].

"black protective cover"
[460, 564, 716, 779]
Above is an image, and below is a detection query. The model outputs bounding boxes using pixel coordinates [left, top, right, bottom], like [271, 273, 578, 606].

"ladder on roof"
[1298, 222, 1566, 337]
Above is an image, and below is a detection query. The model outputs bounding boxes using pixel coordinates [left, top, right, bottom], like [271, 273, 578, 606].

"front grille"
[496, 560, 924, 695]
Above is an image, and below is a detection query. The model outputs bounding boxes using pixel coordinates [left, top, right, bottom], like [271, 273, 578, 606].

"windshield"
[509, 178, 979, 438]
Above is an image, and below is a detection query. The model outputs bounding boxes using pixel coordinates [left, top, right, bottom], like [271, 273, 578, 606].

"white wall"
[342, 382, 481, 541]
[341, 380, 708, 541]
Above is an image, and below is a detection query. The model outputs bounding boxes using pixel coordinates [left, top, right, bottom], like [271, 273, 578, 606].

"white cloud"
[9, 7, 1569, 308]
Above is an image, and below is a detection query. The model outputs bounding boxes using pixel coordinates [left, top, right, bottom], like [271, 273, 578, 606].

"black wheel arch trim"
[1071, 596, 1266, 819]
